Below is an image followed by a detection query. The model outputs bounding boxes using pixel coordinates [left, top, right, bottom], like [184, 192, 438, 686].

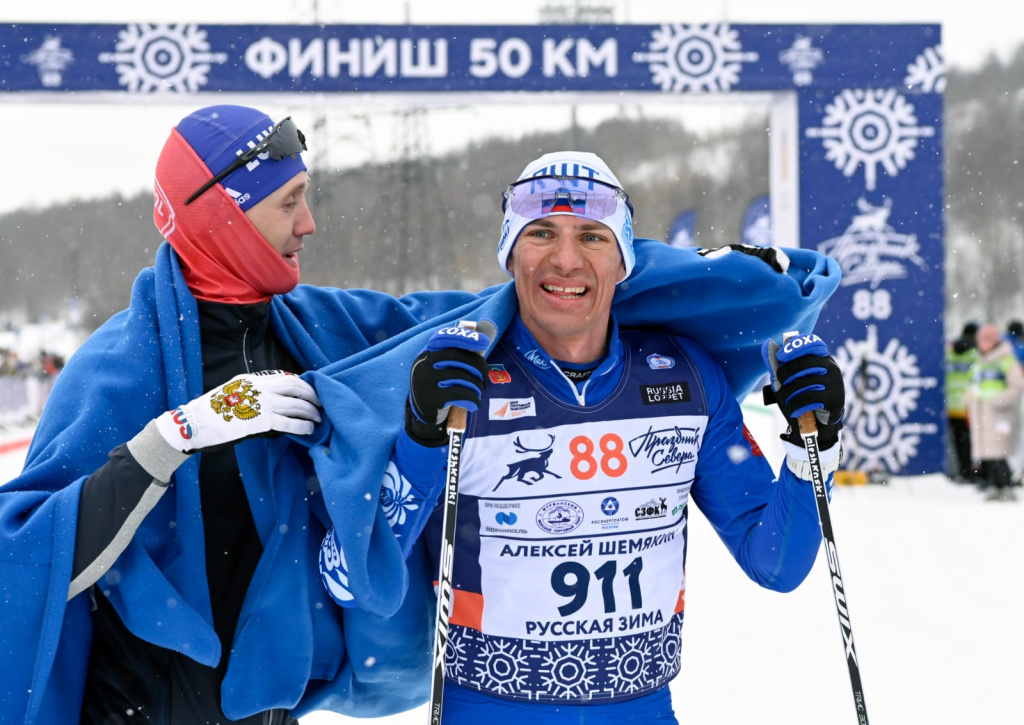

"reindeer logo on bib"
[494, 434, 562, 491]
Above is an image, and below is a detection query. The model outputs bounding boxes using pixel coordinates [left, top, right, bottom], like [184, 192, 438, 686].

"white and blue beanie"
[497, 151, 635, 282]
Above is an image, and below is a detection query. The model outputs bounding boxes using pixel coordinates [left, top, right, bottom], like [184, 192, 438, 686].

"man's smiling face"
[507, 214, 625, 363]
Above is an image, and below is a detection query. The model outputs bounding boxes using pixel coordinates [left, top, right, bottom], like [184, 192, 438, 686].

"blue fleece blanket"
[0, 243, 485, 724]
[0, 239, 838, 724]
[293, 241, 839, 621]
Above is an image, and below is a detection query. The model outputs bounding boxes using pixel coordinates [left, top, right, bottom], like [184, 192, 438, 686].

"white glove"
[154, 371, 321, 454]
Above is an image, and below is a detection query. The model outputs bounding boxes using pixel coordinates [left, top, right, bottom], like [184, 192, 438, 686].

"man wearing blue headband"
[354, 151, 847, 723]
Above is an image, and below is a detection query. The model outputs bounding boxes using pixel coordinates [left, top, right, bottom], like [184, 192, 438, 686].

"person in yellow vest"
[946, 322, 979, 482]
[1002, 320, 1024, 485]
[964, 323, 1024, 501]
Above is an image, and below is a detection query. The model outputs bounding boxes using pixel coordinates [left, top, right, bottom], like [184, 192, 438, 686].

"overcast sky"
[1, 0, 1021, 213]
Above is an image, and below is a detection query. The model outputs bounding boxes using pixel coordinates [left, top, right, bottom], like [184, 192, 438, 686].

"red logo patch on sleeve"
[742, 425, 765, 457]
[488, 364, 512, 384]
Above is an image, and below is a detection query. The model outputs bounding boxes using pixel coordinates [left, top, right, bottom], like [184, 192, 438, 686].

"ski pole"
[786, 333, 870, 725]
[427, 319, 493, 725]
[427, 404, 466, 725]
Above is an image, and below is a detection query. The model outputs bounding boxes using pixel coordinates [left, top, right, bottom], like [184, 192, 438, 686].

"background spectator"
[965, 323, 1024, 501]
[946, 322, 979, 482]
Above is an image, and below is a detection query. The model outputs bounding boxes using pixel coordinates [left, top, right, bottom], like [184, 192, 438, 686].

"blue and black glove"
[762, 333, 845, 450]
[406, 321, 493, 446]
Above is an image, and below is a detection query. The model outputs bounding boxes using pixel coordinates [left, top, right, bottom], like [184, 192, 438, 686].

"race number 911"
[551, 556, 643, 616]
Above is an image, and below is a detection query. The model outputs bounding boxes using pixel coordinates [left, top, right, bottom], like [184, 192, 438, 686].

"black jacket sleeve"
[69, 422, 186, 600]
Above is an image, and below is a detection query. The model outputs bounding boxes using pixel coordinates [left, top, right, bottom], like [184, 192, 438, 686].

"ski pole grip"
[447, 407, 468, 433]
[445, 319, 496, 434]
[798, 410, 818, 437]
[782, 331, 820, 437]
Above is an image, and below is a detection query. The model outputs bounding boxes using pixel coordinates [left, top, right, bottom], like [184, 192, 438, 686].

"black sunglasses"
[185, 116, 307, 206]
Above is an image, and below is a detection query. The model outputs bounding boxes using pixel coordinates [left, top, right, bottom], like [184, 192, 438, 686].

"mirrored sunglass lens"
[509, 178, 620, 218]
[541, 189, 588, 214]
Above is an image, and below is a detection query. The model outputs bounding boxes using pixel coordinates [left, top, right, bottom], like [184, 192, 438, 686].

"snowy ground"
[299, 472, 1024, 725]
[3, 416, 1022, 725]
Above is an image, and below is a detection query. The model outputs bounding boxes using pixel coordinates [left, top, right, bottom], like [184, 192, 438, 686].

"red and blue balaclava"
[153, 105, 308, 304]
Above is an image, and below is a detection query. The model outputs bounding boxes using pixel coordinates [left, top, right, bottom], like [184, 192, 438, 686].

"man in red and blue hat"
[0, 104, 486, 725]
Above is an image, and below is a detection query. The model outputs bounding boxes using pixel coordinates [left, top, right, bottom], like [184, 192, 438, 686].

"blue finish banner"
[2, 23, 941, 95]
[2, 21, 947, 476]
[800, 90, 944, 475]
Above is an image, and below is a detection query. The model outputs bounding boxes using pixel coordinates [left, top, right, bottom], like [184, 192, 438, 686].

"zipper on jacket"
[242, 326, 252, 374]
[554, 366, 589, 406]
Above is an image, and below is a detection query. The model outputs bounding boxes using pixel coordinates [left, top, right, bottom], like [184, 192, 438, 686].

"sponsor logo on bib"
[646, 353, 676, 369]
[635, 497, 668, 520]
[490, 397, 537, 420]
[592, 496, 628, 530]
[536, 500, 584, 534]
[629, 425, 701, 475]
[641, 382, 691, 405]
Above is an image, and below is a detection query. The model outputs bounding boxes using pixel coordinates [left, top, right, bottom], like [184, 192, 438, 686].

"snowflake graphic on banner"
[834, 325, 938, 473]
[20, 36, 74, 87]
[632, 24, 758, 92]
[905, 45, 945, 93]
[817, 198, 928, 289]
[98, 24, 227, 92]
[805, 89, 935, 190]
[778, 35, 823, 86]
